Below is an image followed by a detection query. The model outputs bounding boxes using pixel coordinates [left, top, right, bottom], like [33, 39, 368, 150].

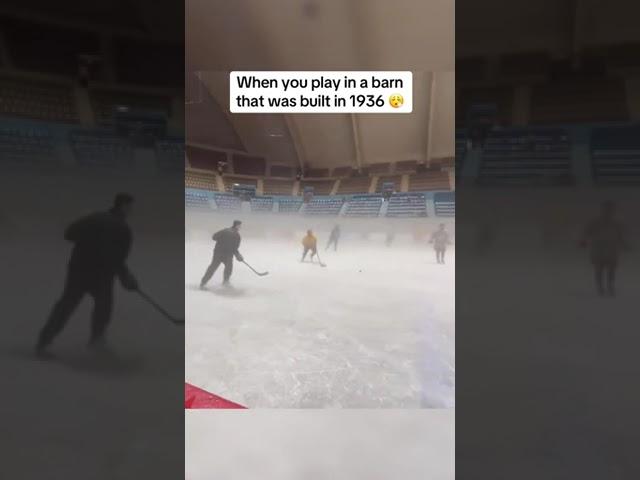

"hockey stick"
[314, 250, 327, 268]
[137, 289, 184, 325]
[242, 260, 269, 276]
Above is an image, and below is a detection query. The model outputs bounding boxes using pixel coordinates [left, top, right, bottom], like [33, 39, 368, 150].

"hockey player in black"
[36, 193, 138, 357]
[326, 225, 341, 251]
[200, 220, 244, 288]
[430, 224, 451, 264]
[581, 201, 627, 296]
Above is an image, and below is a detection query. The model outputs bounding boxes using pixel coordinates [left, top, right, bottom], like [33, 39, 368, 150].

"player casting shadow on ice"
[200, 220, 244, 288]
[35, 193, 139, 359]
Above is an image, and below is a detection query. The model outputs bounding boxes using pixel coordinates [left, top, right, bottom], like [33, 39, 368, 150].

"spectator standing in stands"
[430, 224, 451, 264]
[36, 194, 139, 357]
[580, 201, 628, 297]
[200, 220, 244, 288]
[326, 225, 341, 251]
[301, 230, 318, 262]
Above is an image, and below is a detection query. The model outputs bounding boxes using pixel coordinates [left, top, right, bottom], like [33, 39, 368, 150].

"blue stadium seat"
[434, 192, 455, 217]
[250, 196, 274, 212]
[304, 196, 344, 216]
[591, 126, 640, 185]
[386, 193, 427, 217]
[344, 195, 383, 217]
[213, 193, 241, 211]
[277, 198, 303, 213]
[478, 128, 572, 185]
[185, 189, 211, 209]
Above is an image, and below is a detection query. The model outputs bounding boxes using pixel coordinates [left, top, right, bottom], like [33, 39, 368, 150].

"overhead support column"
[284, 115, 306, 174]
[569, 0, 589, 67]
[425, 72, 436, 167]
[350, 114, 364, 172]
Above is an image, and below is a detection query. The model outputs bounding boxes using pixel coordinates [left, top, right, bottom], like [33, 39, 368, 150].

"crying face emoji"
[389, 94, 404, 108]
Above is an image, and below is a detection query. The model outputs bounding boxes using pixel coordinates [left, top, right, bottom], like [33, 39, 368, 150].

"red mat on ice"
[184, 383, 246, 409]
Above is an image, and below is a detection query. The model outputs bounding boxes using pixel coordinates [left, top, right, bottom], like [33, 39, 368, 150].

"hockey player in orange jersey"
[301, 230, 318, 262]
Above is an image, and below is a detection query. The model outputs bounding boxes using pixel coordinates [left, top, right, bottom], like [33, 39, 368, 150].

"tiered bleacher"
[386, 193, 427, 217]
[277, 197, 303, 213]
[434, 192, 455, 217]
[304, 196, 344, 216]
[478, 128, 572, 185]
[89, 89, 171, 122]
[376, 175, 402, 192]
[0, 126, 53, 165]
[591, 125, 640, 185]
[213, 193, 241, 211]
[250, 196, 274, 212]
[336, 175, 372, 194]
[185, 170, 218, 190]
[185, 189, 211, 209]
[395, 160, 418, 173]
[70, 130, 133, 167]
[223, 175, 257, 193]
[263, 178, 294, 195]
[300, 179, 335, 196]
[156, 138, 184, 171]
[0, 77, 77, 123]
[344, 195, 383, 217]
[408, 171, 450, 191]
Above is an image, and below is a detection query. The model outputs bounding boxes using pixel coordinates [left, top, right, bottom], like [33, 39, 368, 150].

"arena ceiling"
[457, 0, 640, 57]
[186, 0, 455, 169]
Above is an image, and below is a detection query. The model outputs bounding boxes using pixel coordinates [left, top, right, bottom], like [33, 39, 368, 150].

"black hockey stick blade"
[137, 290, 184, 325]
[242, 260, 269, 276]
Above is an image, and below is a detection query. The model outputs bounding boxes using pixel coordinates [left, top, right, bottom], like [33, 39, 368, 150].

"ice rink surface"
[186, 233, 455, 408]
[186, 409, 454, 480]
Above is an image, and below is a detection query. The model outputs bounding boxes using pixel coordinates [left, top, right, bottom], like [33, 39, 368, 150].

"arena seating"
[0, 77, 77, 123]
[213, 193, 241, 211]
[276, 198, 303, 213]
[263, 178, 295, 195]
[304, 196, 344, 216]
[0, 125, 54, 165]
[336, 175, 372, 194]
[368, 162, 391, 175]
[223, 175, 257, 193]
[332, 166, 353, 177]
[386, 193, 427, 217]
[90, 89, 171, 122]
[395, 160, 418, 173]
[250, 196, 274, 212]
[408, 171, 450, 191]
[70, 130, 133, 167]
[185, 170, 218, 190]
[591, 126, 640, 184]
[530, 79, 628, 124]
[156, 138, 184, 171]
[344, 195, 383, 217]
[478, 128, 572, 185]
[434, 192, 455, 217]
[185, 189, 211, 209]
[300, 179, 335, 196]
[270, 165, 295, 177]
[376, 175, 402, 193]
